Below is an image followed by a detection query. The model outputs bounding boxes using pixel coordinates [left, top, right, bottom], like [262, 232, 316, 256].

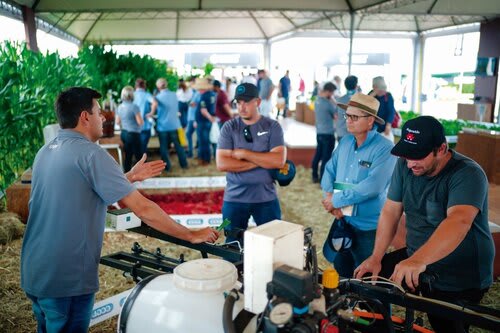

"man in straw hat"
[193, 77, 217, 165]
[355, 116, 493, 333]
[321, 92, 396, 278]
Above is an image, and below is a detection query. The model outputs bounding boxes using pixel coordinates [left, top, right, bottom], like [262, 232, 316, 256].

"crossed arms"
[216, 146, 286, 173]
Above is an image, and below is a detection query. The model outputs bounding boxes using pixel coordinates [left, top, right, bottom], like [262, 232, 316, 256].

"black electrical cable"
[222, 289, 239, 333]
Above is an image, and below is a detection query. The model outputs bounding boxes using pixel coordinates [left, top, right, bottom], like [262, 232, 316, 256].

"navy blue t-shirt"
[195, 90, 216, 124]
[279, 76, 291, 98]
[373, 93, 395, 132]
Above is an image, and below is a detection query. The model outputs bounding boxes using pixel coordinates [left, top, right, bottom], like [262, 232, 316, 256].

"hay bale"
[0, 212, 25, 245]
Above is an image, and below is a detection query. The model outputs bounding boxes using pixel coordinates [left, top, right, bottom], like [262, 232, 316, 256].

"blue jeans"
[277, 95, 289, 118]
[222, 199, 281, 244]
[178, 102, 188, 128]
[158, 130, 188, 171]
[121, 130, 142, 172]
[196, 121, 212, 163]
[186, 120, 196, 158]
[311, 134, 335, 182]
[140, 129, 151, 156]
[329, 227, 376, 278]
[26, 293, 95, 333]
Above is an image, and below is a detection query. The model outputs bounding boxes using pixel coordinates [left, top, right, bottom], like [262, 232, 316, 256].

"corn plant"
[77, 45, 179, 99]
[0, 42, 91, 193]
[0, 42, 179, 193]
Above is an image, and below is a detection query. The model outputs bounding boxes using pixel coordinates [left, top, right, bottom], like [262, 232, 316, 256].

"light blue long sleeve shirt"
[321, 129, 396, 230]
[134, 88, 153, 131]
[188, 91, 201, 122]
[155, 89, 181, 132]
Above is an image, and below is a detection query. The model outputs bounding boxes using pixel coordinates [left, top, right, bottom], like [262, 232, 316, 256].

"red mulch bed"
[142, 190, 224, 214]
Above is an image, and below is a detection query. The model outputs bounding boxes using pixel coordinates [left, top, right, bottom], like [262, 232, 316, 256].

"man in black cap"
[355, 116, 494, 333]
[216, 83, 286, 244]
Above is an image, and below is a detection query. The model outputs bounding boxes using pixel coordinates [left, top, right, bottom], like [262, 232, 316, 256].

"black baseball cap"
[234, 83, 259, 102]
[391, 116, 446, 160]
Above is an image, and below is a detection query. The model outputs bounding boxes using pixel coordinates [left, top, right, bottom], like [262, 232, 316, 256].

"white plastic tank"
[118, 258, 249, 333]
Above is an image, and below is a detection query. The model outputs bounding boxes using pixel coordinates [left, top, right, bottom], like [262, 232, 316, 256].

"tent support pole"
[348, 12, 354, 75]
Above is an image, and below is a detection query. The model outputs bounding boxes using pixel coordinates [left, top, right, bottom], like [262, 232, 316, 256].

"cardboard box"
[457, 103, 492, 122]
[304, 105, 316, 125]
[295, 102, 305, 122]
[106, 208, 141, 231]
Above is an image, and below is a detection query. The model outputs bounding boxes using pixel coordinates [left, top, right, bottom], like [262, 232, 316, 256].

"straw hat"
[337, 93, 385, 125]
[193, 77, 213, 90]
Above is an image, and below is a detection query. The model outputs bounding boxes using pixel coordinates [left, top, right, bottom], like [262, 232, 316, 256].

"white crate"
[244, 220, 304, 314]
[106, 208, 141, 231]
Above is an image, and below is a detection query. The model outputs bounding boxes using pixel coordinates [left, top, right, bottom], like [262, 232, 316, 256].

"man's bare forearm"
[201, 108, 214, 122]
[236, 149, 285, 169]
[216, 155, 258, 172]
[371, 201, 403, 260]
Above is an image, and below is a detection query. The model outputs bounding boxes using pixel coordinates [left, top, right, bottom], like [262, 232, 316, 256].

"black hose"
[223, 289, 239, 333]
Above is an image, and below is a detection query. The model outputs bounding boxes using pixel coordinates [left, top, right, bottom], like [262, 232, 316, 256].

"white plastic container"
[118, 258, 248, 333]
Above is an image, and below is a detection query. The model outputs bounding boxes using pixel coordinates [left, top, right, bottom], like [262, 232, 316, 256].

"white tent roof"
[5, 0, 500, 43]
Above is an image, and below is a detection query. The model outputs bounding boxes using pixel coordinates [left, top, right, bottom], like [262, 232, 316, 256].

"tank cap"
[322, 267, 340, 289]
[173, 258, 237, 293]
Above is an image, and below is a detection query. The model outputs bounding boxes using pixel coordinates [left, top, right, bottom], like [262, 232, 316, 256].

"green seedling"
[216, 218, 231, 231]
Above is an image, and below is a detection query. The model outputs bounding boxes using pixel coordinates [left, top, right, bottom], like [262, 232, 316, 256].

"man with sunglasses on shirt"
[354, 116, 494, 333]
[216, 83, 286, 244]
[321, 93, 396, 279]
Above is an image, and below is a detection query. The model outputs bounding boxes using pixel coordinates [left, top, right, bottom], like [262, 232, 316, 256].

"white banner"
[89, 289, 132, 327]
[171, 214, 223, 228]
[136, 176, 226, 189]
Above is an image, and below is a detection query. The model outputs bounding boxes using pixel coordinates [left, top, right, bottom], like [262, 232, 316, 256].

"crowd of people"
[112, 69, 307, 171]
[19, 68, 495, 333]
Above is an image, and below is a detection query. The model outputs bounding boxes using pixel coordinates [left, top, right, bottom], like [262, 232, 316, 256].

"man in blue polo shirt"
[133, 78, 154, 155]
[216, 83, 286, 244]
[152, 78, 188, 171]
[20, 87, 219, 333]
[311, 81, 338, 183]
[194, 77, 217, 165]
[278, 70, 291, 118]
[321, 92, 396, 278]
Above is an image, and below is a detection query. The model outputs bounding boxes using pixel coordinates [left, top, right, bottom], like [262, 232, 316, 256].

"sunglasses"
[243, 126, 253, 143]
[343, 113, 372, 122]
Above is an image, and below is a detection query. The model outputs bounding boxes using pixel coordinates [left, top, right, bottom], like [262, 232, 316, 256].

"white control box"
[244, 220, 304, 314]
[105, 208, 141, 231]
